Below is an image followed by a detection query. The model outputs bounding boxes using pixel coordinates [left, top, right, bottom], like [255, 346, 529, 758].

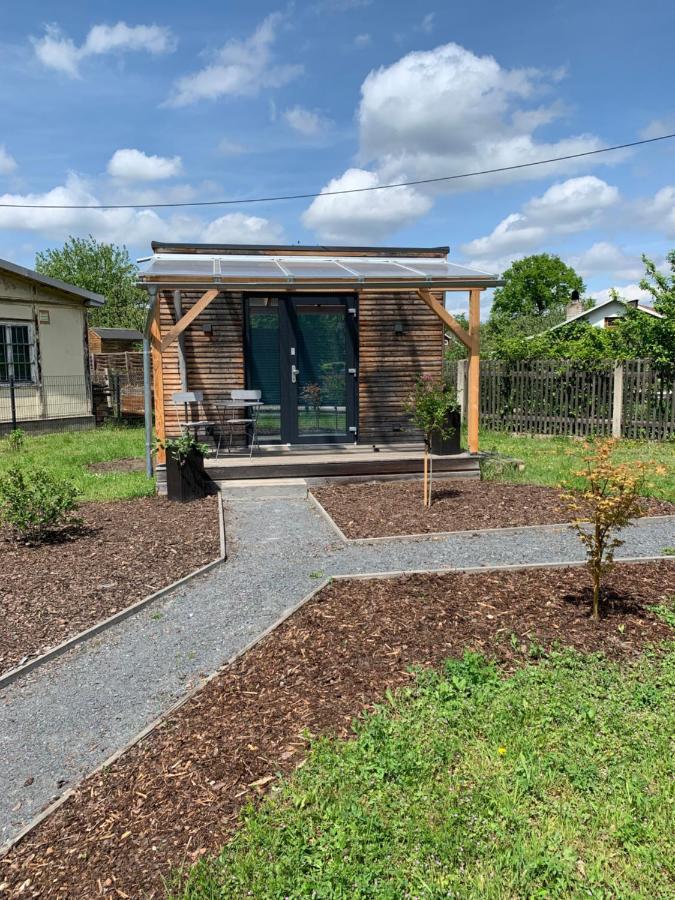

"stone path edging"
[1, 494, 672, 853]
[0, 499, 226, 692]
[3, 552, 671, 859]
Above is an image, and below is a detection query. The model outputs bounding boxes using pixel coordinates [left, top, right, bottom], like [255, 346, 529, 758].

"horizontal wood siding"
[159, 290, 245, 441]
[358, 291, 443, 443]
[156, 289, 444, 445]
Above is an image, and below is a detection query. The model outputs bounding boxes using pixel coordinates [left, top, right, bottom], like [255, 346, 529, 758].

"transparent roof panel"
[140, 254, 498, 282]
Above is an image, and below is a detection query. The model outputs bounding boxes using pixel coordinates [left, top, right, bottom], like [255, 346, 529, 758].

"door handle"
[291, 364, 299, 384]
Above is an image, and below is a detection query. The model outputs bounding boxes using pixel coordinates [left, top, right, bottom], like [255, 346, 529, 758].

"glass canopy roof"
[139, 253, 500, 287]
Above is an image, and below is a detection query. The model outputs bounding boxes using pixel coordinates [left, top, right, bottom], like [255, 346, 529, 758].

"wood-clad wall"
[157, 288, 443, 446]
[358, 291, 444, 443]
[159, 289, 245, 440]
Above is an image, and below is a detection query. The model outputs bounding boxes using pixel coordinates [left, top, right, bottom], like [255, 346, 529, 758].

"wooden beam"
[467, 287, 481, 455]
[150, 300, 166, 465]
[160, 289, 219, 352]
[416, 289, 476, 351]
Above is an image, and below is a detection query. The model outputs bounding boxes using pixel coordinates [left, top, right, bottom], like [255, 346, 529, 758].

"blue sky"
[1, 0, 675, 313]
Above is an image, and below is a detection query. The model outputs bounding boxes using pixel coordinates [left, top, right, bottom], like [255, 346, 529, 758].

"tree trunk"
[592, 565, 601, 621]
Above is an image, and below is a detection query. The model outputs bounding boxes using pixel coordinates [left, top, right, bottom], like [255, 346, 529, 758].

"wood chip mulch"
[0, 497, 220, 677]
[312, 479, 675, 538]
[1, 560, 673, 899]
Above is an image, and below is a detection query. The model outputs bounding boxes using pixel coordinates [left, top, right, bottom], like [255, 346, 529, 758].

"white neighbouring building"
[555, 296, 664, 331]
[0, 257, 105, 433]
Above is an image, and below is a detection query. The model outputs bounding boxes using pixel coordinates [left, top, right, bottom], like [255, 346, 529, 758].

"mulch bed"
[87, 458, 145, 474]
[0, 497, 220, 677]
[1, 560, 673, 899]
[312, 480, 675, 538]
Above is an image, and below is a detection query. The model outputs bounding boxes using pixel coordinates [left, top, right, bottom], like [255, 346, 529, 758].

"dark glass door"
[246, 295, 357, 445]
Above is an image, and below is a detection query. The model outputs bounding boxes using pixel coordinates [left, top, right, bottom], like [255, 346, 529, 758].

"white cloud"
[571, 242, 644, 281]
[461, 176, 620, 259]
[313, 0, 372, 11]
[302, 167, 431, 242]
[107, 148, 182, 181]
[357, 44, 606, 187]
[303, 42, 614, 242]
[167, 13, 302, 107]
[0, 173, 284, 247]
[201, 212, 285, 243]
[217, 138, 247, 156]
[283, 105, 333, 137]
[591, 283, 651, 304]
[634, 185, 675, 238]
[31, 22, 175, 78]
[353, 33, 372, 49]
[0, 145, 17, 175]
[639, 116, 675, 140]
[418, 13, 435, 34]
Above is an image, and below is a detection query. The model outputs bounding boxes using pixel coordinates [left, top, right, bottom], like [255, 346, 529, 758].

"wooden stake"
[468, 288, 481, 455]
[150, 299, 166, 465]
[423, 448, 428, 507]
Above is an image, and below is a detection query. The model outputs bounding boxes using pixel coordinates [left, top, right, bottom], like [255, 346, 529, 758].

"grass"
[0, 425, 153, 502]
[176, 648, 675, 898]
[480, 430, 675, 502]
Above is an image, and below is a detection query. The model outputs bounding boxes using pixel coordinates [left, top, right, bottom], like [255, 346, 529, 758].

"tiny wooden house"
[88, 326, 142, 355]
[139, 242, 499, 464]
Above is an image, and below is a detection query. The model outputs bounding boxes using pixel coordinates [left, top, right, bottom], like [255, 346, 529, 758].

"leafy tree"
[491, 254, 586, 320]
[620, 251, 675, 377]
[35, 235, 147, 331]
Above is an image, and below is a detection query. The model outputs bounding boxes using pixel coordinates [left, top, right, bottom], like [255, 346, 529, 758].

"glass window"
[0, 322, 35, 383]
[247, 299, 281, 440]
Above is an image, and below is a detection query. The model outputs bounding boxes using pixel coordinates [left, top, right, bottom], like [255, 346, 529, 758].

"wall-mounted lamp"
[394, 321, 404, 336]
[202, 323, 213, 335]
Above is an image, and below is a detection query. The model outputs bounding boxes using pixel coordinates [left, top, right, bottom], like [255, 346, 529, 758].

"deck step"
[217, 478, 309, 499]
[209, 454, 480, 483]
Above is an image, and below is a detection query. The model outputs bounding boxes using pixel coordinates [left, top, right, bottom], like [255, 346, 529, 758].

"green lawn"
[177, 647, 675, 899]
[480, 430, 675, 502]
[0, 425, 153, 502]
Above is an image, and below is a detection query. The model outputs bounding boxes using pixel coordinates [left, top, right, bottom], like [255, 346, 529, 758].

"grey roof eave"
[137, 277, 502, 292]
[0, 257, 105, 306]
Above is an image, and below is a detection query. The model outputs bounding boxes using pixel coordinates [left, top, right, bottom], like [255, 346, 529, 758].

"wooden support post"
[417, 289, 475, 351]
[160, 289, 219, 352]
[612, 362, 624, 438]
[467, 288, 481, 455]
[456, 358, 467, 422]
[150, 298, 166, 465]
[173, 290, 188, 391]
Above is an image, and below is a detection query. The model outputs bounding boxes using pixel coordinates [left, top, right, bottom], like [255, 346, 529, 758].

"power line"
[2, 132, 674, 211]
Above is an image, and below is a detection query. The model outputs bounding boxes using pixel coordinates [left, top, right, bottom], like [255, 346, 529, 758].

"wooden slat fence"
[448, 359, 675, 439]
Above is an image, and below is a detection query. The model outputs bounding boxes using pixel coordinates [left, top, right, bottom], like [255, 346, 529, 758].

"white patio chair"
[216, 389, 262, 459]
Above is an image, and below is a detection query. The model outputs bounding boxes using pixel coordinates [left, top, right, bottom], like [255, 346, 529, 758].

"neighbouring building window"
[0, 321, 36, 383]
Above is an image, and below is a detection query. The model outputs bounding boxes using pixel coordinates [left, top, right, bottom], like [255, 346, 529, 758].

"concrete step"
[216, 478, 309, 499]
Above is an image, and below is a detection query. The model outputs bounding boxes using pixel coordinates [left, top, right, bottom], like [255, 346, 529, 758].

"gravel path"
[1, 494, 673, 847]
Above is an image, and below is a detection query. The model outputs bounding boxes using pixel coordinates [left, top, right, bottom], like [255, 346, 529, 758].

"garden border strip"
[0, 497, 227, 692]
[308, 491, 675, 544]
[1, 554, 670, 860]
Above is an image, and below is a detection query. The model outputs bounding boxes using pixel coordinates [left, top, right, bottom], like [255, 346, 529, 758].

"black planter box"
[429, 409, 462, 455]
[165, 449, 208, 502]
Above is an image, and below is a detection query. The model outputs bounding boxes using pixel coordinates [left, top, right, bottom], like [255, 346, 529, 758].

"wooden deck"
[205, 444, 479, 483]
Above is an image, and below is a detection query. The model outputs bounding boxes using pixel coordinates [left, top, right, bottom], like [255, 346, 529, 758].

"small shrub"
[404, 373, 458, 446]
[0, 466, 81, 541]
[5, 428, 26, 452]
[155, 433, 209, 466]
[559, 439, 664, 620]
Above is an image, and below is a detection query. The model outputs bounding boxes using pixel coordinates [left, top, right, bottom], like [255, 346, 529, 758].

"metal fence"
[450, 358, 675, 440]
[0, 375, 94, 435]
